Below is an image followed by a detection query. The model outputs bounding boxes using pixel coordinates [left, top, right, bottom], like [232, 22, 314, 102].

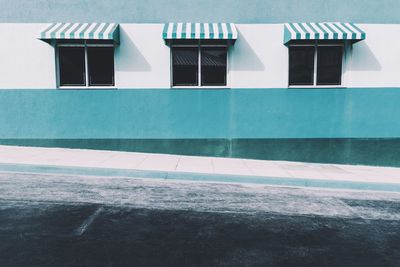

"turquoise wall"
[1, 88, 400, 139]
[0, 0, 399, 23]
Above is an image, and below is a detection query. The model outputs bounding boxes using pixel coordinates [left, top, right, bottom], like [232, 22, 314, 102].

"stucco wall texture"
[0, 0, 399, 23]
[1, 89, 400, 139]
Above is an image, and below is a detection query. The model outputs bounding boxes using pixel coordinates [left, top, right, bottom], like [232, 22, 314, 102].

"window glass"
[201, 47, 227, 86]
[172, 47, 199, 86]
[289, 46, 315, 86]
[58, 47, 86, 86]
[87, 47, 115, 86]
[317, 46, 343, 85]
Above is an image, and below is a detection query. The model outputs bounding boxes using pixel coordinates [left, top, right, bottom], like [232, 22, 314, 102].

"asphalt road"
[0, 172, 400, 267]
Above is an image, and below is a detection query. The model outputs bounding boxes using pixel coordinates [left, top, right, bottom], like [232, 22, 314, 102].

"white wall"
[346, 24, 400, 88]
[0, 24, 55, 89]
[115, 24, 170, 88]
[229, 24, 288, 88]
[0, 23, 400, 89]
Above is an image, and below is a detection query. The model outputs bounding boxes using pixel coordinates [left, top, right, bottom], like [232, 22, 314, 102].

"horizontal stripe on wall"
[1, 0, 400, 24]
[1, 88, 400, 139]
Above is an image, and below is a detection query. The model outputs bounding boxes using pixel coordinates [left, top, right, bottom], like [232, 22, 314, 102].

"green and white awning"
[284, 22, 366, 44]
[163, 23, 238, 40]
[39, 23, 120, 43]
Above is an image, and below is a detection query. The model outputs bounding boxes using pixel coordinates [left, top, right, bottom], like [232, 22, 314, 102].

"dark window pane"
[201, 47, 227, 86]
[87, 47, 115, 86]
[317, 46, 343, 85]
[173, 47, 198, 86]
[289, 46, 315, 86]
[58, 47, 86, 86]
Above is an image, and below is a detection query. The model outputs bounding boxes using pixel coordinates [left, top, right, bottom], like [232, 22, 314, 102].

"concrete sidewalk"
[0, 145, 399, 192]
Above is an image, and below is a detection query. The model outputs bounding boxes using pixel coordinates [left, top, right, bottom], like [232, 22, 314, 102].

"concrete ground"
[0, 145, 400, 192]
[1, 172, 400, 266]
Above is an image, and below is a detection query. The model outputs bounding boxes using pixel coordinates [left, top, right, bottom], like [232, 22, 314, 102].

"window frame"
[56, 41, 116, 89]
[170, 40, 229, 89]
[288, 41, 346, 89]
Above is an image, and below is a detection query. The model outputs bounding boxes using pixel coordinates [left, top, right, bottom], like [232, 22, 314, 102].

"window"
[172, 40, 228, 87]
[289, 46, 315, 86]
[172, 47, 198, 86]
[201, 47, 227, 86]
[317, 46, 343, 85]
[59, 47, 86, 86]
[57, 41, 115, 87]
[289, 43, 343, 86]
[87, 47, 115, 86]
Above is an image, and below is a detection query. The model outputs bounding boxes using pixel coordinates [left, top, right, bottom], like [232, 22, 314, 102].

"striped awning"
[39, 23, 120, 43]
[284, 22, 366, 44]
[163, 23, 238, 40]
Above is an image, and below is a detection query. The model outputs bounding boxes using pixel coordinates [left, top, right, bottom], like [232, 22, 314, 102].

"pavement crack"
[174, 157, 181, 171]
[73, 206, 103, 236]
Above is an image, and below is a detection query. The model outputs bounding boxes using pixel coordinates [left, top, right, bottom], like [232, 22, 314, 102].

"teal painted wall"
[1, 88, 400, 139]
[0, 0, 399, 23]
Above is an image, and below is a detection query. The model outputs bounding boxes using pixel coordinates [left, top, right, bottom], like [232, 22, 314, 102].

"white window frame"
[170, 40, 230, 89]
[56, 41, 116, 90]
[288, 41, 346, 88]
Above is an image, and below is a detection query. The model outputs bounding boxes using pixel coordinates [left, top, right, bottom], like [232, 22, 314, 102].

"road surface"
[0, 172, 399, 266]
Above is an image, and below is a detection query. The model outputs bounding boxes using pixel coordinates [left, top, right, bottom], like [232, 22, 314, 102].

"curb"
[0, 163, 400, 193]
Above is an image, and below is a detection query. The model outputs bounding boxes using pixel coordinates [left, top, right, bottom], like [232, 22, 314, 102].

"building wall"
[115, 24, 170, 88]
[1, 23, 400, 89]
[1, 0, 400, 24]
[1, 19, 400, 166]
[1, 88, 400, 166]
[1, 89, 400, 139]
[0, 24, 55, 89]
